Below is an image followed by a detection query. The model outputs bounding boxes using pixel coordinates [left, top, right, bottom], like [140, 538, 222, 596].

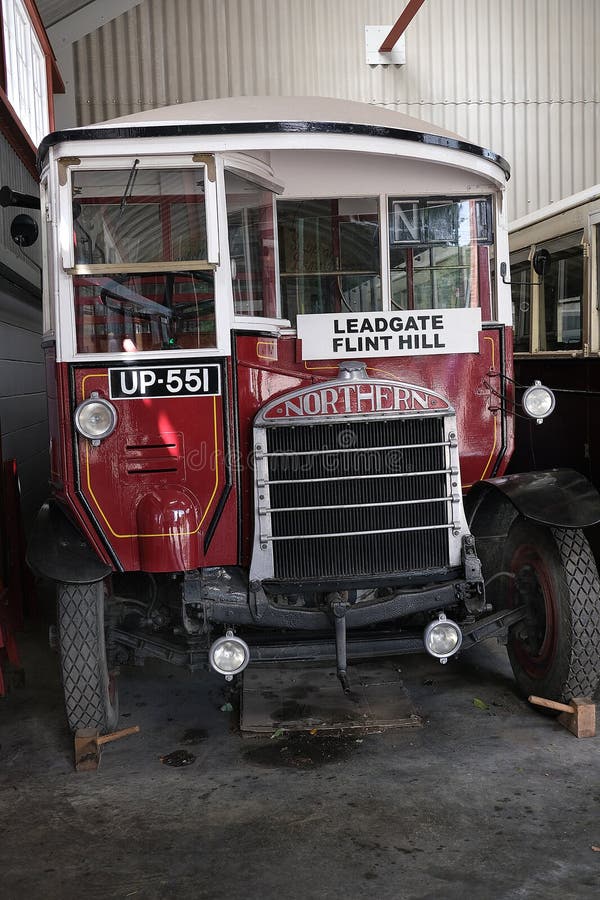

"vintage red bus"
[10, 96, 600, 733]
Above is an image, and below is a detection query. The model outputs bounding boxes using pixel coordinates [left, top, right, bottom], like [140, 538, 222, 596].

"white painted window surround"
[2, 0, 49, 146]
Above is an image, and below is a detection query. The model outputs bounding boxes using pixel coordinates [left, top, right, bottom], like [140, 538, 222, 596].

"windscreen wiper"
[119, 159, 140, 216]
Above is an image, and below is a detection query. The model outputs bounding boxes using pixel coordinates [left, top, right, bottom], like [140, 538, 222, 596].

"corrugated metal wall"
[0, 137, 42, 292]
[0, 281, 49, 529]
[0, 138, 48, 529]
[70, 0, 599, 219]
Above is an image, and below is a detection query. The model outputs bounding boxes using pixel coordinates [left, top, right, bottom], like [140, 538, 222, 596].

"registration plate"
[109, 364, 221, 399]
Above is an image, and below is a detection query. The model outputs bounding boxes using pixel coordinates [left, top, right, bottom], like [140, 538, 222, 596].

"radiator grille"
[261, 417, 453, 580]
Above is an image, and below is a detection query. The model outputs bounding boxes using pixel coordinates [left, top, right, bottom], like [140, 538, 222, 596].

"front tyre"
[57, 580, 119, 733]
[504, 519, 600, 704]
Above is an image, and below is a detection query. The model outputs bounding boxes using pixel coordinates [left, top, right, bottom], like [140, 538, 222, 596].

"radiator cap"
[338, 361, 368, 381]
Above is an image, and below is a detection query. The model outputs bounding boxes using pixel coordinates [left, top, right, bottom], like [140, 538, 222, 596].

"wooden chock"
[74, 724, 141, 771]
[528, 695, 596, 739]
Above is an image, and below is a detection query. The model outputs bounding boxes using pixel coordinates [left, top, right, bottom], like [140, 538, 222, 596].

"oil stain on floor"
[242, 731, 364, 769]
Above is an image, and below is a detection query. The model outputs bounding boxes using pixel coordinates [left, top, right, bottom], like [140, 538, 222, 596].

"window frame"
[0, 0, 62, 175]
[510, 229, 588, 357]
[276, 194, 384, 325]
[387, 194, 494, 320]
[230, 190, 496, 331]
[225, 167, 281, 322]
[55, 154, 228, 362]
[590, 215, 600, 355]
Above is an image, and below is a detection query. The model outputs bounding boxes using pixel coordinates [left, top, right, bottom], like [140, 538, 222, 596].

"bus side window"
[538, 233, 584, 351]
[509, 257, 532, 353]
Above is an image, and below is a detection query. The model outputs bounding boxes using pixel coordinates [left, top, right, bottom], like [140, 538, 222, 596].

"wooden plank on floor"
[241, 659, 422, 733]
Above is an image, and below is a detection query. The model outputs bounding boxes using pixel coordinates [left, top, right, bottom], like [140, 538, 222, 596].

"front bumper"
[184, 565, 482, 631]
[111, 607, 526, 670]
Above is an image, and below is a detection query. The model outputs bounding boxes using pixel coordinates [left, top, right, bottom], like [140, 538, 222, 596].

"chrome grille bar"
[260, 467, 454, 487]
[260, 495, 456, 514]
[256, 440, 452, 459]
[265, 522, 458, 541]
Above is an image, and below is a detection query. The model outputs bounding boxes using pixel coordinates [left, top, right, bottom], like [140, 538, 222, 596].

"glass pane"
[510, 263, 531, 352]
[72, 167, 208, 265]
[278, 199, 335, 274]
[280, 274, 381, 321]
[413, 267, 434, 309]
[278, 197, 381, 325]
[389, 196, 490, 310]
[390, 201, 420, 244]
[74, 272, 215, 353]
[425, 201, 458, 244]
[390, 270, 409, 310]
[225, 171, 277, 317]
[339, 219, 380, 271]
[3, 0, 49, 146]
[541, 246, 583, 350]
[433, 264, 470, 308]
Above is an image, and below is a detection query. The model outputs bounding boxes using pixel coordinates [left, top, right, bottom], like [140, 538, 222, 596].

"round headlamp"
[424, 613, 462, 661]
[522, 380, 555, 421]
[209, 631, 250, 679]
[74, 397, 118, 441]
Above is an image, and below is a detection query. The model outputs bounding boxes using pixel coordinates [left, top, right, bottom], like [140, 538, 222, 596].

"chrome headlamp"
[209, 630, 250, 680]
[74, 396, 118, 442]
[424, 613, 463, 664]
[522, 380, 556, 423]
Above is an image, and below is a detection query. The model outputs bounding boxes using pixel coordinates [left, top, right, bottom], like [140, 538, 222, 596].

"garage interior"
[3, 615, 599, 898]
[1, 2, 600, 898]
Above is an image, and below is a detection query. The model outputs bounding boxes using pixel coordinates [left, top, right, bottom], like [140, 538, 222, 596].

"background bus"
[508, 187, 600, 501]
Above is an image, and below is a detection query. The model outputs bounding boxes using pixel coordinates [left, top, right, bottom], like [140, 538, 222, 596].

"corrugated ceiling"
[35, 0, 600, 218]
[66, 0, 600, 219]
[35, 1, 92, 28]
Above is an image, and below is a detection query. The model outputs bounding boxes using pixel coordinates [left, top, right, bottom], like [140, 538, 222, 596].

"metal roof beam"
[47, 0, 143, 46]
[379, 0, 427, 52]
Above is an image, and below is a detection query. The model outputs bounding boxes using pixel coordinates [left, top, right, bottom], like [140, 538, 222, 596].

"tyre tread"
[57, 581, 118, 732]
[551, 527, 600, 699]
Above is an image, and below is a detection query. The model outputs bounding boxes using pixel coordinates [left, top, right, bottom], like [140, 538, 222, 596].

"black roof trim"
[38, 120, 510, 179]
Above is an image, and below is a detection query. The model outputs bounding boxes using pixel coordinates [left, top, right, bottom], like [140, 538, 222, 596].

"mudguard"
[26, 502, 112, 584]
[466, 468, 600, 531]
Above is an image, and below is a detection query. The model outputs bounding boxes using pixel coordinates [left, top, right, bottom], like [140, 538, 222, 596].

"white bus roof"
[96, 95, 460, 136]
[39, 95, 510, 180]
[510, 184, 600, 234]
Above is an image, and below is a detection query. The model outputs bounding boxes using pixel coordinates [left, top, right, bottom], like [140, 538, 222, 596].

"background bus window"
[74, 272, 216, 353]
[277, 198, 381, 325]
[538, 232, 584, 351]
[509, 253, 532, 352]
[72, 167, 208, 265]
[389, 197, 492, 312]
[225, 171, 277, 318]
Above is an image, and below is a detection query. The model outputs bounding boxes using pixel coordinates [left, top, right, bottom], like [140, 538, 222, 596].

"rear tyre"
[503, 518, 600, 704]
[57, 580, 119, 733]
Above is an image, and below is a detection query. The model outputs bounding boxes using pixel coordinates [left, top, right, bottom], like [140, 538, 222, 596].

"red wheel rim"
[509, 542, 558, 679]
[108, 671, 117, 706]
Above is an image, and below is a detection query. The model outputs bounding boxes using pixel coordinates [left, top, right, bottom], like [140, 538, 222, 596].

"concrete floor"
[1, 619, 599, 900]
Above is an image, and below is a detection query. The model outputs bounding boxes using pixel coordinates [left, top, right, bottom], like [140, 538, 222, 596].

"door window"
[69, 165, 216, 353]
[539, 234, 584, 351]
[225, 171, 278, 318]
